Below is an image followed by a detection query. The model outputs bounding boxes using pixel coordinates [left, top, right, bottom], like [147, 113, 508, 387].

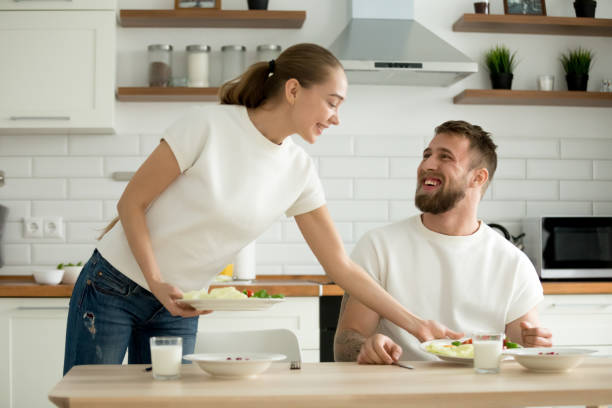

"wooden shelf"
[119, 9, 306, 28]
[453, 89, 612, 107]
[116, 87, 219, 102]
[453, 13, 612, 36]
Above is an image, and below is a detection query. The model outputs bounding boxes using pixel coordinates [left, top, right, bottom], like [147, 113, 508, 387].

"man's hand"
[149, 281, 212, 318]
[357, 334, 402, 365]
[414, 319, 464, 342]
[520, 321, 552, 347]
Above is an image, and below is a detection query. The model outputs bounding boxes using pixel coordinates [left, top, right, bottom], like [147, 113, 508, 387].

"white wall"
[1, 0, 612, 275]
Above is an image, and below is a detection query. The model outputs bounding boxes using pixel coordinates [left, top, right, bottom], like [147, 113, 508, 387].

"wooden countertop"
[1, 275, 612, 297]
[49, 360, 612, 408]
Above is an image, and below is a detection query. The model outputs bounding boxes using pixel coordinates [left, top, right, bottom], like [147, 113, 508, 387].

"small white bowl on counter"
[33, 269, 64, 285]
[61, 266, 83, 285]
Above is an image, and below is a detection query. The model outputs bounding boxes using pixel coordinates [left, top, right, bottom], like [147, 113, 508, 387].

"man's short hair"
[435, 120, 498, 191]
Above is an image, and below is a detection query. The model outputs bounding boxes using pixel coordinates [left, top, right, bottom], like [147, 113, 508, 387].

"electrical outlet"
[23, 217, 43, 238]
[43, 216, 64, 239]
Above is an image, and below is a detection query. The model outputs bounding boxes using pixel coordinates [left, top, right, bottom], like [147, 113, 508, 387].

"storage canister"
[221, 45, 246, 84]
[186, 44, 211, 87]
[256, 44, 281, 63]
[148, 44, 173, 87]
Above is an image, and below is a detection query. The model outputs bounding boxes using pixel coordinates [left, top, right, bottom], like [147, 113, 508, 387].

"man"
[334, 120, 552, 364]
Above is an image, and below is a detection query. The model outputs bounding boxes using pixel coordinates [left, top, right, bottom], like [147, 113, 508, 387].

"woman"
[63, 43, 460, 374]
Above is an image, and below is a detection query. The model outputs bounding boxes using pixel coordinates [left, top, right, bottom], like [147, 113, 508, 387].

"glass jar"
[186, 44, 211, 87]
[148, 44, 173, 87]
[221, 45, 246, 84]
[256, 44, 281, 63]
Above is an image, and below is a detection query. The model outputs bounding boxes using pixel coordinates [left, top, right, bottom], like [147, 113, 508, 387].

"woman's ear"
[284, 78, 300, 106]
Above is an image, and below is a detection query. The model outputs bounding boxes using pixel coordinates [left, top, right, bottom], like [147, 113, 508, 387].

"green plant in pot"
[484, 45, 517, 90]
[560, 47, 594, 91]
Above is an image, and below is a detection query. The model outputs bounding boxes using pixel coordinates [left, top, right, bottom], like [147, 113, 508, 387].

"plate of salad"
[178, 287, 285, 311]
[420, 337, 521, 364]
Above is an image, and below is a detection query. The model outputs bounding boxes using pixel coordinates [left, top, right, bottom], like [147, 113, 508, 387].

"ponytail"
[219, 43, 342, 108]
[97, 215, 119, 240]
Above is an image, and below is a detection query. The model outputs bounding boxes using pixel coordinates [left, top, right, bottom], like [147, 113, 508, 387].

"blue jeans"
[63, 249, 198, 375]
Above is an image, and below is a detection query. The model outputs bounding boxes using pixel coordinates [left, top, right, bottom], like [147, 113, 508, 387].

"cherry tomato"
[245, 289, 254, 297]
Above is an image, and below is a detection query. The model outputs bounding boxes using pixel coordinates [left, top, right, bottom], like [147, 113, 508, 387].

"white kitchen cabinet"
[0, 0, 115, 134]
[197, 297, 320, 362]
[539, 294, 612, 356]
[0, 298, 69, 408]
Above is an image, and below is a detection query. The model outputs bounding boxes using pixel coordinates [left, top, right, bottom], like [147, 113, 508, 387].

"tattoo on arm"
[334, 329, 366, 362]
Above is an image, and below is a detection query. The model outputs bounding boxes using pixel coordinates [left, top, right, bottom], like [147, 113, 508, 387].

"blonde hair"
[219, 43, 342, 107]
[98, 216, 119, 240]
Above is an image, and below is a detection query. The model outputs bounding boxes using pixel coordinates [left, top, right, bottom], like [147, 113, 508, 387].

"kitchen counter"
[1, 275, 612, 297]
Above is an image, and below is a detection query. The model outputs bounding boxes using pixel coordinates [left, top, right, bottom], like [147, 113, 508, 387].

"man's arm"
[505, 306, 552, 347]
[334, 294, 381, 361]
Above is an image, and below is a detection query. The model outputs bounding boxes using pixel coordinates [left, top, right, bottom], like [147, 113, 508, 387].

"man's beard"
[415, 175, 467, 214]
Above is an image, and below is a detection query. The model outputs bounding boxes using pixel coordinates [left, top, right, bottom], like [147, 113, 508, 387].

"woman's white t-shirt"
[97, 105, 325, 292]
[350, 215, 543, 361]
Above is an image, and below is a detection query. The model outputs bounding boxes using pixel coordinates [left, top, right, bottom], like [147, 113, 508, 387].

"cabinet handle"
[548, 303, 612, 310]
[9, 116, 70, 121]
[0, 170, 4, 187]
[15, 306, 69, 310]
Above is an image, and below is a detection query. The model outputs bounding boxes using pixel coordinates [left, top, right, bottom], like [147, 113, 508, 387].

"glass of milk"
[150, 336, 183, 380]
[473, 332, 503, 374]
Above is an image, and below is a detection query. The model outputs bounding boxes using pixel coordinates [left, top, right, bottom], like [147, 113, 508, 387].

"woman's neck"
[247, 103, 294, 145]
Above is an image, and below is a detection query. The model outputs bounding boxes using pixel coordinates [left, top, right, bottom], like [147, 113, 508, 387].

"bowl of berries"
[184, 353, 286, 378]
[503, 348, 596, 373]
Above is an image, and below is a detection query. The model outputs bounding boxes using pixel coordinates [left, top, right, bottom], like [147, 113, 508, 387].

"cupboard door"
[0, 10, 115, 133]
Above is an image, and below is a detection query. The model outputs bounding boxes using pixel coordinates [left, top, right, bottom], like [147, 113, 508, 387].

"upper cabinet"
[0, 0, 115, 134]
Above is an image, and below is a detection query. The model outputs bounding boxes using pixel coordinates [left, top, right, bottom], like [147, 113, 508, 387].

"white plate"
[184, 352, 286, 378]
[420, 339, 474, 364]
[503, 347, 596, 373]
[177, 297, 285, 311]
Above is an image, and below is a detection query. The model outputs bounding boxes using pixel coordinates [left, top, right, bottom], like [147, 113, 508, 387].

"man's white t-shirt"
[97, 104, 325, 292]
[350, 215, 543, 361]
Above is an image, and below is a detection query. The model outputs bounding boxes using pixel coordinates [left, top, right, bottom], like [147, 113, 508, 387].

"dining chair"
[194, 328, 303, 367]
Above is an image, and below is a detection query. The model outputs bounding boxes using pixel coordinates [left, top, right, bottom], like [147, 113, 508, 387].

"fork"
[393, 361, 414, 370]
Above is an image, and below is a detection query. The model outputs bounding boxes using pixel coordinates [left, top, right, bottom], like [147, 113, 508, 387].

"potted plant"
[560, 47, 594, 91]
[57, 261, 83, 285]
[484, 45, 518, 90]
[573, 0, 596, 17]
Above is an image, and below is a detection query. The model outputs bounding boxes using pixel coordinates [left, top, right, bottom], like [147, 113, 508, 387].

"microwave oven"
[522, 216, 612, 279]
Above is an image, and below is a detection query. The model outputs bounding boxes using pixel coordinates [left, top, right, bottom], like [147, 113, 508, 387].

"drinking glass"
[150, 336, 182, 380]
[473, 332, 503, 374]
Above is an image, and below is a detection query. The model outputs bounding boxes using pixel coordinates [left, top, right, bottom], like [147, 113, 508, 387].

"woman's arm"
[116, 140, 204, 318]
[294, 205, 462, 342]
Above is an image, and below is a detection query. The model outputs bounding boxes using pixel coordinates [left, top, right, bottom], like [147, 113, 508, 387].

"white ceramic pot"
[34, 269, 64, 285]
[61, 266, 83, 285]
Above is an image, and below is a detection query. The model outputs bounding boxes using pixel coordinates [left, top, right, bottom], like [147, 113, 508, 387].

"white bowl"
[33, 269, 64, 285]
[61, 266, 83, 285]
[504, 347, 596, 373]
[184, 352, 286, 378]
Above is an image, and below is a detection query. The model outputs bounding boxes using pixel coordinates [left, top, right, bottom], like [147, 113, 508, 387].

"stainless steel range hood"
[329, 0, 478, 86]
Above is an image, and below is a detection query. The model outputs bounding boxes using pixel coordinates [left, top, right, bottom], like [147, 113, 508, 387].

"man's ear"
[472, 167, 489, 189]
[284, 78, 300, 106]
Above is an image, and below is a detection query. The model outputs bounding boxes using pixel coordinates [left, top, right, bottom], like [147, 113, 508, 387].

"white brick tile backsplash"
[526, 160, 591, 180]
[0, 157, 31, 177]
[354, 222, 390, 242]
[0, 135, 67, 155]
[257, 243, 318, 264]
[496, 138, 559, 158]
[355, 179, 416, 199]
[32, 244, 95, 265]
[70, 134, 140, 156]
[478, 201, 526, 220]
[104, 157, 145, 177]
[594, 202, 612, 215]
[255, 265, 283, 276]
[258, 222, 282, 242]
[285, 265, 325, 276]
[319, 157, 387, 178]
[526, 201, 592, 217]
[294, 135, 352, 156]
[32, 200, 103, 220]
[389, 200, 420, 221]
[0, 179, 66, 200]
[493, 180, 558, 200]
[494, 159, 525, 179]
[321, 179, 353, 199]
[4, 244, 30, 265]
[562, 140, 612, 159]
[389, 158, 421, 178]
[67, 222, 106, 243]
[0, 201, 30, 221]
[33, 157, 103, 178]
[561, 181, 612, 201]
[103, 200, 119, 220]
[327, 201, 388, 221]
[140, 134, 161, 156]
[354, 135, 422, 157]
[594, 161, 612, 180]
[283, 220, 352, 242]
[69, 179, 127, 199]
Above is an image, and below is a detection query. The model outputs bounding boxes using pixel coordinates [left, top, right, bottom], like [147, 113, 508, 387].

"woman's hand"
[414, 319, 464, 342]
[149, 280, 212, 318]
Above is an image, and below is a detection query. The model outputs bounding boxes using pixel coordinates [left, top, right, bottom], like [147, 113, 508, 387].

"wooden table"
[49, 360, 612, 408]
